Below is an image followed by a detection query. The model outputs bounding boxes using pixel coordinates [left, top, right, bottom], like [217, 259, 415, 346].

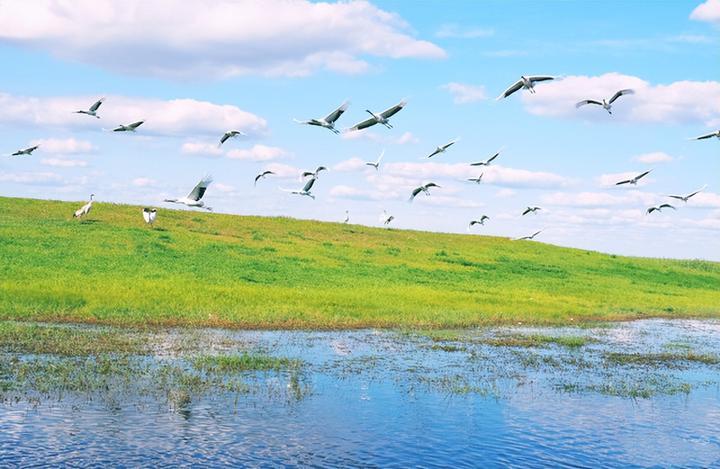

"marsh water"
[1, 320, 720, 467]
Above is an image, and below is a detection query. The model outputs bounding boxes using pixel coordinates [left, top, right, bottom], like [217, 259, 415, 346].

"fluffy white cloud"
[181, 142, 224, 156]
[261, 163, 302, 179]
[0, 0, 445, 79]
[329, 185, 391, 201]
[333, 157, 368, 172]
[30, 138, 95, 154]
[226, 144, 287, 161]
[542, 190, 658, 208]
[435, 24, 494, 39]
[132, 177, 157, 187]
[0, 92, 268, 137]
[632, 152, 674, 164]
[441, 82, 487, 104]
[0, 171, 63, 185]
[521, 73, 720, 125]
[41, 158, 88, 168]
[342, 130, 418, 144]
[691, 0, 720, 24]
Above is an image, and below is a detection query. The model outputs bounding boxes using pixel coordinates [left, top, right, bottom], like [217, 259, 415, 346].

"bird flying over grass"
[282, 177, 317, 199]
[468, 216, 490, 230]
[164, 176, 213, 211]
[516, 230, 543, 241]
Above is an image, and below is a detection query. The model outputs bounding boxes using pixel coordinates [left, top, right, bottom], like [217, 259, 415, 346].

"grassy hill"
[1, 196, 719, 329]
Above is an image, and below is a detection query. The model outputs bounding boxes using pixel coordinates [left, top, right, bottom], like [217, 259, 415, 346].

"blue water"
[1, 320, 720, 467]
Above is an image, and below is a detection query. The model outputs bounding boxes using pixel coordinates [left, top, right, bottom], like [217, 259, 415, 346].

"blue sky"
[0, 0, 718, 260]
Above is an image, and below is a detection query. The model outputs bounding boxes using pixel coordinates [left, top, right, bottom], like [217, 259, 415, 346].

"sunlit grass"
[1, 196, 719, 328]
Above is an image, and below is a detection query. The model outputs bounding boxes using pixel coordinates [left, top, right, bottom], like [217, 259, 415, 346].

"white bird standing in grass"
[282, 177, 317, 199]
[113, 121, 144, 132]
[426, 138, 458, 159]
[470, 149, 502, 167]
[615, 170, 652, 186]
[343, 210, 350, 224]
[576, 89, 634, 114]
[497, 76, 555, 100]
[467, 173, 484, 184]
[380, 210, 395, 226]
[647, 204, 676, 214]
[142, 207, 157, 226]
[468, 216, 490, 230]
[219, 130, 246, 147]
[517, 230, 543, 241]
[294, 101, 349, 134]
[254, 170, 275, 186]
[164, 176, 213, 211]
[75, 98, 104, 118]
[10, 145, 39, 156]
[347, 100, 407, 131]
[409, 182, 441, 202]
[690, 130, 720, 141]
[302, 166, 328, 179]
[522, 206, 542, 216]
[365, 150, 385, 171]
[667, 185, 707, 203]
[73, 194, 94, 219]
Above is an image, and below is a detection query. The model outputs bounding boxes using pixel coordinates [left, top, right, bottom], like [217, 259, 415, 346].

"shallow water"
[1, 319, 720, 467]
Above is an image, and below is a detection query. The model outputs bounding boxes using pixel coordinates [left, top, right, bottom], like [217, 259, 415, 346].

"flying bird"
[468, 216, 490, 230]
[365, 150, 385, 170]
[667, 185, 706, 203]
[142, 208, 157, 226]
[517, 230, 543, 241]
[690, 130, 720, 140]
[409, 182, 441, 202]
[646, 204, 676, 214]
[113, 121, 144, 132]
[10, 145, 39, 156]
[282, 177, 317, 199]
[522, 206, 542, 216]
[164, 176, 213, 211]
[497, 76, 555, 100]
[470, 149, 501, 167]
[73, 194, 94, 219]
[380, 210, 395, 226]
[575, 89, 634, 114]
[615, 170, 652, 186]
[302, 166, 327, 179]
[294, 101, 349, 134]
[75, 98, 104, 118]
[343, 210, 350, 224]
[254, 170, 275, 186]
[347, 100, 407, 131]
[467, 173, 484, 184]
[426, 138, 458, 159]
[219, 130, 246, 147]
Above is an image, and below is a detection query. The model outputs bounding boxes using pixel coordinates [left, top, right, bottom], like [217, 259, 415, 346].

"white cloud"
[181, 142, 224, 156]
[395, 131, 419, 145]
[341, 130, 418, 144]
[213, 182, 236, 193]
[521, 73, 720, 125]
[495, 188, 516, 198]
[30, 138, 95, 154]
[0, 92, 268, 137]
[262, 163, 302, 179]
[632, 152, 674, 164]
[132, 177, 157, 187]
[691, 0, 720, 24]
[333, 157, 368, 172]
[226, 144, 287, 161]
[441, 82, 487, 104]
[0, 171, 63, 185]
[41, 158, 88, 168]
[542, 190, 658, 208]
[329, 185, 391, 201]
[0, 0, 445, 79]
[435, 24, 494, 39]
[691, 191, 720, 208]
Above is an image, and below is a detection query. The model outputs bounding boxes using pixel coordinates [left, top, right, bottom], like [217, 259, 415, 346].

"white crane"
[365, 150, 385, 171]
[409, 182, 441, 202]
[343, 210, 350, 224]
[426, 138, 459, 159]
[74, 98, 104, 118]
[142, 207, 157, 225]
[615, 170, 652, 186]
[113, 121, 144, 132]
[10, 145, 39, 156]
[219, 130, 246, 147]
[294, 101, 349, 134]
[667, 185, 707, 203]
[522, 206, 542, 216]
[497, 76, 555, 100]
[468, 216, 490, 230]
[73, 194, 94, 219]
[281, 177, 318, 199]
[691, 130, 720, 140]
[380, 210, 395, 226]
[467, 173, 484, 184]
[347, 100, 407, 131]
[254, 170, 275, 186]
[575, 89, 634, 114]
[517, 230, 543, 241]
[647, 204, 676, 214]
[302, 166, 328, 179]
[470, 149, 502, 167]
[164, 176, 213, 210]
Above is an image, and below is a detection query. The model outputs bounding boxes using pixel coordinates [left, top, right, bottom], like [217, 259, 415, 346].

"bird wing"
[377, 149, 385, 164]
[528, 76, 554, 83]
[316, 166, 327, 173]
[90, 98, 104, 112]
[442, 139, 457, 150]
[647, 207, 656, 214]
[531, 230, 542, 238]
[692, 132, 716, 140]
[219, 133, 230, 145]
[496, 79, 523, 100]
[187, 176, 212, 201]
[481, 216, 489, 221]
[128, 121, 144, 129]
[425, 182, 440, 188]
[426, 148, 441, 159]
[609, 89, 634, 104]
[302, 177, 316, 192]
[486, 152, 500, 164]
[575, 99, 602, 108]
[348, 116, 377, 131]
[301, 171, 314, 178]
[380, 100, 407, 119]
[27, 145, 39, 153]
[522, 208, 531, 215]
[410, 187, 423, 199]
[615, 179, 632, 185]
[667, 195, 684, 201]
[254, 174, 262, 184]
[143, 209, 151, 223]
[635, 170, 652, 180]
[660, 204, 676, 210]
[324, 101, 349, 124]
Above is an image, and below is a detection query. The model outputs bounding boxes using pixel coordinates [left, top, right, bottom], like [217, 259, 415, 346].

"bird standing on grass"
[343, 210, 350, 224]
[73, 194, 94, 219]
[142, 208, 157, 226]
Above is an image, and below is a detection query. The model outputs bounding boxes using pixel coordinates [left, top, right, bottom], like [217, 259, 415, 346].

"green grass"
[1, 196, 719, 329]
[192, 354, 301, 373]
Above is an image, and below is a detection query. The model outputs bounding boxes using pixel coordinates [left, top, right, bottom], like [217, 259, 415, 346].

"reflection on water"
[1, 319, 720, 467]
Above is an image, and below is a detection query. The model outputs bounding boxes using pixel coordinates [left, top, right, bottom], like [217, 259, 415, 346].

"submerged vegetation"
[1, 197, 719, 328]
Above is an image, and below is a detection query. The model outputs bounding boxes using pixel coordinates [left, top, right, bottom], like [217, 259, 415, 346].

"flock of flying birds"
[8, 74, 717, 240]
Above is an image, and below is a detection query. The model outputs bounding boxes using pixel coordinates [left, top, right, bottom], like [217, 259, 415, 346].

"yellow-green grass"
[1, 196, 719, 329]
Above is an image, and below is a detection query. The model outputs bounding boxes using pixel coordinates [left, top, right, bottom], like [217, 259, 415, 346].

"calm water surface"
[1, 319, 719, 467]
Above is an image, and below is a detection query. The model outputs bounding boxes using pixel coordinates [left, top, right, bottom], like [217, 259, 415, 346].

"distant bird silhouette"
[666, 185, 706, 203]
[517, 230, 542, 241]
[522, 206, 542, 216]
[282, 177, 317, 199]
[468, 216, 490, 231]
[409, 182, 441, 202]
[426, 138, 459, 159]
[254, 170, 275, 186]
[365, 150, 385, 171]
[690, 130, 720, 141]
[467, 173, 484, 184]
[646, 204, 675, 214]
[616, 170, 652, 186]
[302, 166, 327, 179]
[10, 145, 39, 156]
[219, 130, 245, 147]
[470, 149, 501, 167]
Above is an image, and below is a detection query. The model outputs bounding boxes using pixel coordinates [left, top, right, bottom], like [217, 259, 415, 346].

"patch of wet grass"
[482, 334, 592, 348]
[604, 351, 720, 367]
[192, 353, 301, 373]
